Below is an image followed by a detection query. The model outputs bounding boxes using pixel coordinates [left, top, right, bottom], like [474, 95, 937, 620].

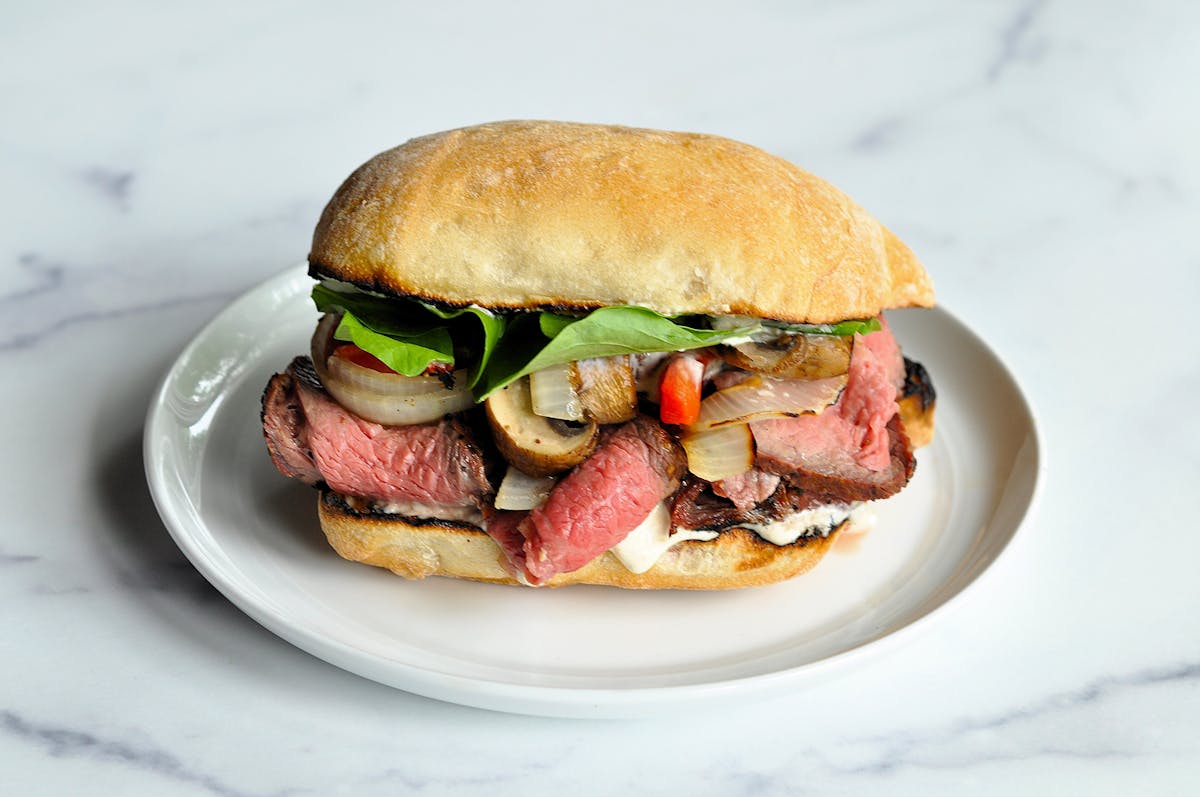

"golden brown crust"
[317, 491, 839, 590]
[309, 120, 934, 324]
[899, 392, 936, 450]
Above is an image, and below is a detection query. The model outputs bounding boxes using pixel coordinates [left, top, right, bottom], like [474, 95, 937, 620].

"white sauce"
[365, 491, 872, 580]
[737, 502, 858, 545]
[846, 504, 877, 536]
[373, 500, 483, 526]
[610, 503, 718, 574]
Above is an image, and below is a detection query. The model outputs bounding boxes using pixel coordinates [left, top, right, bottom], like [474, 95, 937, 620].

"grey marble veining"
[80, 168, 136, 212]
[2, 710, 283, 797]
[1, 252, 237, 352]
[985, 0, 1048, 83]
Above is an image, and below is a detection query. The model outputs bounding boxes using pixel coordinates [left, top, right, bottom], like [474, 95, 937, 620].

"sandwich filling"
[262, 287, 930, 586]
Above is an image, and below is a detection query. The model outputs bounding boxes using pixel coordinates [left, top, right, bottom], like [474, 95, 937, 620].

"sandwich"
[260, 120, 937, 589]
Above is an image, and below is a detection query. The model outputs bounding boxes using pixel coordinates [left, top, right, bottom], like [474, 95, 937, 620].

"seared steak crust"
[761, 415, 915, 503]
[902, 356, 936, 412]
[260, 357, 493, 508]
[671, 475, 840, 532]
[261, 371, 322, 485]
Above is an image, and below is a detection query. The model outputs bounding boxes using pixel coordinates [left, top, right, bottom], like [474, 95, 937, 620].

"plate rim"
[144, 263, 1043, 718]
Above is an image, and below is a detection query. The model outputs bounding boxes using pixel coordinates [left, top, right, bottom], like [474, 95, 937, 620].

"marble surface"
[3, 1, 1197, 793]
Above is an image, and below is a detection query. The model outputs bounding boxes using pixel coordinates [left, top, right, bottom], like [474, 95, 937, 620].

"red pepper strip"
[332, 343, 395, 374]
[658, 355, 705, 425]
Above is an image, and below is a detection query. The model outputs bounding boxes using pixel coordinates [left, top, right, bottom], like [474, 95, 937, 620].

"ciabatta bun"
[309, 120, 933, 324]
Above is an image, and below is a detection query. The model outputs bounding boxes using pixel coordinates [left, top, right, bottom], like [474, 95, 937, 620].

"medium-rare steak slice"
[751, 320, 914, 501]
[505, 415, 686, 584]
[712, 469, 781, 511]
[261, 357, 493, 508]
[771, 415, 914, 501]
[672, 320, 918, 530]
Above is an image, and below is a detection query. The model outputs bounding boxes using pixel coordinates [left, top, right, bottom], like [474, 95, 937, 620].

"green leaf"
[418, 301, 506, 388]
[310, 281, 872, 404]
[333, 311, 455, 377]
[312, 282, 429, 338]
[311, 282, 505, 387]
[763, 317, 881, 336]
[535, 306, 755, 360]
[474, 306, 758, 399]
[538, 312, 577, 339]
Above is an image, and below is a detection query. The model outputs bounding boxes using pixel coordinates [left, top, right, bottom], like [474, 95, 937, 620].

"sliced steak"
[751, 320, 914, 501]
[510, 415, 686, 584]
[484, 510, 530, 577]
[774, 415, 914, 501]
[671, 475, 839, 531]
[261, 371, 322, 485]
[861, 314, 906, 392]
[671, 476, 757, 530]
[712, 469, 781, 511]
[261, 357, 493, 508]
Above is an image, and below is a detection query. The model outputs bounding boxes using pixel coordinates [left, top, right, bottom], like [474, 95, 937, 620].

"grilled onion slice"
[529, 362, 584, 421]
[310, 313, 473, 425]
[689, 374, 847, 431]
[680, 424, 754, 481]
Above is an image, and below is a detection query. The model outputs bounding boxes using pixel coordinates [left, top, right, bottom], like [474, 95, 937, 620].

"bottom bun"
[317, 490, 843, 590]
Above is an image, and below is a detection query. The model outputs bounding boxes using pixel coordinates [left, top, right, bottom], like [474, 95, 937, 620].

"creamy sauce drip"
[365, 495, 872, 579]
[610, 503, 718, 573]
[373, 500, 483, 526]
[738, 502, 858, 545]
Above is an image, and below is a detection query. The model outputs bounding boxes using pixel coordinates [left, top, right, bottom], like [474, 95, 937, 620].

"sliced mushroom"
[529, 357, 638, 424]
[719, 333, 852, 379]
[573, 355, 637, 424]
[485, 376, 598, 476]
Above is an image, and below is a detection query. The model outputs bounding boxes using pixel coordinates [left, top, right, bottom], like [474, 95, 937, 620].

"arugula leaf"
[333, 310, 455, 377]
[313, 282, 455, 376]
[312, 282, 428, 337]
[535, 306, 756, 359]
[310, 281, 872, 403]
[539, 312, 576, 339]
[763, 318, 881, 336]
[311, 282, 505, 387]
[474, 306, 758, 399]
[419, 302, 506, 388]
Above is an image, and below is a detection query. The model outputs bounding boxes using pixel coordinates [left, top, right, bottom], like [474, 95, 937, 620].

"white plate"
[145, 264, 1041, 718]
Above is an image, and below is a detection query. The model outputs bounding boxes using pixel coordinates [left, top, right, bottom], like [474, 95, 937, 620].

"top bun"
[309, 120, 933, 323]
